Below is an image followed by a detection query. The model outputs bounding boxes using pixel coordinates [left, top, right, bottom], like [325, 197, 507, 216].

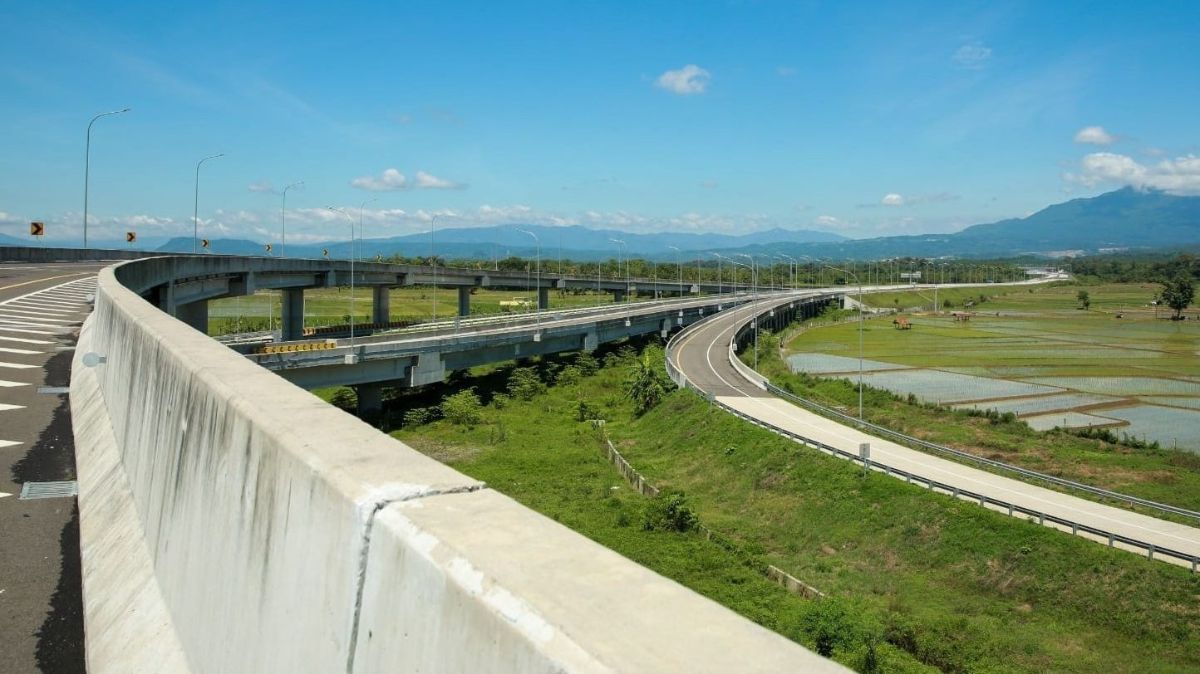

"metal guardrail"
[664, 300, 1200, 572]
[764, 382, 1200, 523]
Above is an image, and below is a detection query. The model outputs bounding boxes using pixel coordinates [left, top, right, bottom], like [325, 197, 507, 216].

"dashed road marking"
[0, 361, 38, 370]
[0, 403, 26, 412]
[0, 335, 54, 345]
[0, 379, 30, 387]
[0, 440, 20, 449]
[0, 326, 61, 336]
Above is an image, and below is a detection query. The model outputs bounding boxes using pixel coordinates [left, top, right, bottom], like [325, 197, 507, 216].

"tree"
[1162, 275, 1195, 319]
[1076, 290, 1090, 310]
[624, 351, 673, 415]
[507, 367, 546, 400]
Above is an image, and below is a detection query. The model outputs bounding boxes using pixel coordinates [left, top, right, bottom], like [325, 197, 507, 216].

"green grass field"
[383, 345, 1200, 674]
[206, 286, 640, 335]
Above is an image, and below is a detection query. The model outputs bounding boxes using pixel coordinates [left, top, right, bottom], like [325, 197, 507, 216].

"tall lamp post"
[729, 256, 758, 368]
[327, 207, 357, 344]
[609, 238, 626, 301]
[517, 228, 541, 332]
[430, 215, 439, 323]
[280, 181, 303, 258]
[826, 264, 865, 420]
[193, 153, 224, 253]
[668, 245, 683, 296]
[83, 107, 130, 249]
[709, 252, 723, 298]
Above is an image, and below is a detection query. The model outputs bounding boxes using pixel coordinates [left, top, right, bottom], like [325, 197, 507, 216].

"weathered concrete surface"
[70, 257, 849, 673]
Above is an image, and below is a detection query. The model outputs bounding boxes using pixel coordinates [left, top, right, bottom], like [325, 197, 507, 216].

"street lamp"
[825, 264, 865, 420]
[668, 245, 683, 296]
[83, 107, 130, 249]
[517, 228, 541, 332]
[193, 153, 224, 254]
[358, 197, 379, 263]
[777, 253, 798, 289]
[280, 181, 303, 258]
[431, 215, 439, 323]
[609, 238, 627, 300]
[709, 252, 723, 298]
[327, 206, 357, 344]
[728, 256, 759, 368]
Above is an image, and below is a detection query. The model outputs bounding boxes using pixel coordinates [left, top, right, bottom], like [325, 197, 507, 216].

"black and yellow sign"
[201, 238, 210, 249]
[126, 231, 137, 243]
[264, 243, 273, 253]
[322, 248, 329, 258]
[30, 221, 44, 236]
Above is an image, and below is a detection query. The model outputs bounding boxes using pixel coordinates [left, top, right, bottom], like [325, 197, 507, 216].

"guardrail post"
[1108, 533, 1114, 547]
[1037, 513, 1044, 525]
[1071, 523, 1078, 535]
[1007, 504, 1013, 516]
[1147, 545, 1155, 560]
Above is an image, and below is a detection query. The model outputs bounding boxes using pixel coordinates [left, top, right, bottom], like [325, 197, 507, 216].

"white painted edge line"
[0, 347, 42, 355]
[0, 440, 21, 449]
[0, 379, 31, 387]
[0, 335, 55, 345]
[0, 326, 59, 335]
[0, 403, 27, 412]
[0, 361, 40, 369]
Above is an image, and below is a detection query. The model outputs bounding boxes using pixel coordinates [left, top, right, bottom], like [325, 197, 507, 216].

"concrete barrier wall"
[72, 260, 847, 673]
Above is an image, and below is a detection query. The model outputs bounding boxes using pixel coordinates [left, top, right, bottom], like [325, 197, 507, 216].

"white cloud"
[1074, 125, 1114, 145]
[121, 214, 175, 227]
[1066, 152, 1200, 195]
[952, 42, 992, 69]
[814, 215, 841, 227]
[351, 168, 408, 191]
[881, 193, 906, 206]
[248, 180, 275, 193]
[415, 170, 465, 189]
[655, 64, 711, 95]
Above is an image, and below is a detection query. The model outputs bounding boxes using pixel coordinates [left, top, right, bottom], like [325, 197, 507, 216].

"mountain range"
[3, 187, 1199, 261]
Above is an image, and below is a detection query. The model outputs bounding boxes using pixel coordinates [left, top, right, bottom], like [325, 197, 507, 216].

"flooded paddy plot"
[1139, 396, 1200, 410]
[854, 369, 1061, 404]
[787, 352, 910, 374]
[953, 392, 1121, 417]
[1022, 377, 1200, 397]
[1096, 405, 1200, 452]
[1023, 411, 1122, 432]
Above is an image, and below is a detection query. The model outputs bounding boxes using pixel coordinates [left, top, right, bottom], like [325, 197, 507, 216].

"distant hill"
[725, 187, 1200, 260]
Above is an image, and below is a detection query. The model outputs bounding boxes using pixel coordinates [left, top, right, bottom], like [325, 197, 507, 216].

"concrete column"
[612, 289, 626, 303]
[372, 286, 390, 324]
[538, 286, 550, 310]
[354, 382, 384, 417]
[457, 287, 472, 317]
[280, 288, 305, 341]
[175, 301, 208, 335]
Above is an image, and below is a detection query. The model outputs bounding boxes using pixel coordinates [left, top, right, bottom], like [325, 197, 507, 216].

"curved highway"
[671, 292, 1200, 570]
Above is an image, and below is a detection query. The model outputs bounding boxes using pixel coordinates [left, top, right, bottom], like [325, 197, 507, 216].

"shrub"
[329, 386, 357, 411]
[491, 393, 511, 409]
[403, 406, 437, 426]
[574, 351, 600, 376]
[642, 492, 698, 532]
[441, 388, 483, 427]
[804, 598, 853, 657]
[507, 367, 546, 400]
[576, 399, 602, 422]
[624, 351, 674, 415]
[556, 365, 583, 387]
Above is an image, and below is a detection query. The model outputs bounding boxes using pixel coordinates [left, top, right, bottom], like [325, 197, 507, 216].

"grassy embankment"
[357, 343, 1200, 674]
[774, 282, 1200, 511]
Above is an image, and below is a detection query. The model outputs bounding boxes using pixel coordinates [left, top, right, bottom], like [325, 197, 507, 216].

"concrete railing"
[70, 257, 847, 673]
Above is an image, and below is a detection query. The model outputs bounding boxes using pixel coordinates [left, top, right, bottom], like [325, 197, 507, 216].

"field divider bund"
[664, 300, 1200, 573]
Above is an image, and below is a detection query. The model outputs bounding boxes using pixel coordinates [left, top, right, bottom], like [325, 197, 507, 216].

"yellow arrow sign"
[126, 231, 137, 243]
[30, 221, 44, 236]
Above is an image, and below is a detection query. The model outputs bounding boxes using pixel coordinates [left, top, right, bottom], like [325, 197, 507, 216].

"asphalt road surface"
[0, 262, 106, 674]
[671, 293, 1200, 569]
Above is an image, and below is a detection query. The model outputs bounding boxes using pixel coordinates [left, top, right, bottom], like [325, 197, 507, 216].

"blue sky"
[2, 0, 1198, 245]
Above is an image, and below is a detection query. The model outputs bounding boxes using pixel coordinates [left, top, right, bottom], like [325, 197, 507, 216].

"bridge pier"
[372, 286, 390, 324]
[458, 287, 472, 317]
[354, 382, 385, 417]
[280, 288, 305, 341]
[175, 301, 208, 334]
[538, 287, 550, 310]
[612, 289, 626, 303]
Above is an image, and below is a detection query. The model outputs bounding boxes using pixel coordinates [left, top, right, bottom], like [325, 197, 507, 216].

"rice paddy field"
[785, 282, 1200, 454]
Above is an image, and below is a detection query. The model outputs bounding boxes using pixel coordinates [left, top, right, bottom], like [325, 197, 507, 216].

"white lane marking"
[8, 298, 82, 309]
[0, 318, 76, 330]
[0, 335, 54, 345]
[0, 347, 41, 355]
[0, 492, 11, 499]
[678, 301, 1200, 550]
[0, 313, 77, 324]
[0, 361, 39, 369]
[0, 306, 79, 319]
[0, 403, 26, 411]
[0, 379, 31, 387]
[3, 302, 79, 314]
[0, 326, 58, 335]
[0, 440, 21, 449]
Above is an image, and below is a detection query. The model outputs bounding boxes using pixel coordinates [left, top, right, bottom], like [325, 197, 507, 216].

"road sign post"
[859, 442, 871, 476]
